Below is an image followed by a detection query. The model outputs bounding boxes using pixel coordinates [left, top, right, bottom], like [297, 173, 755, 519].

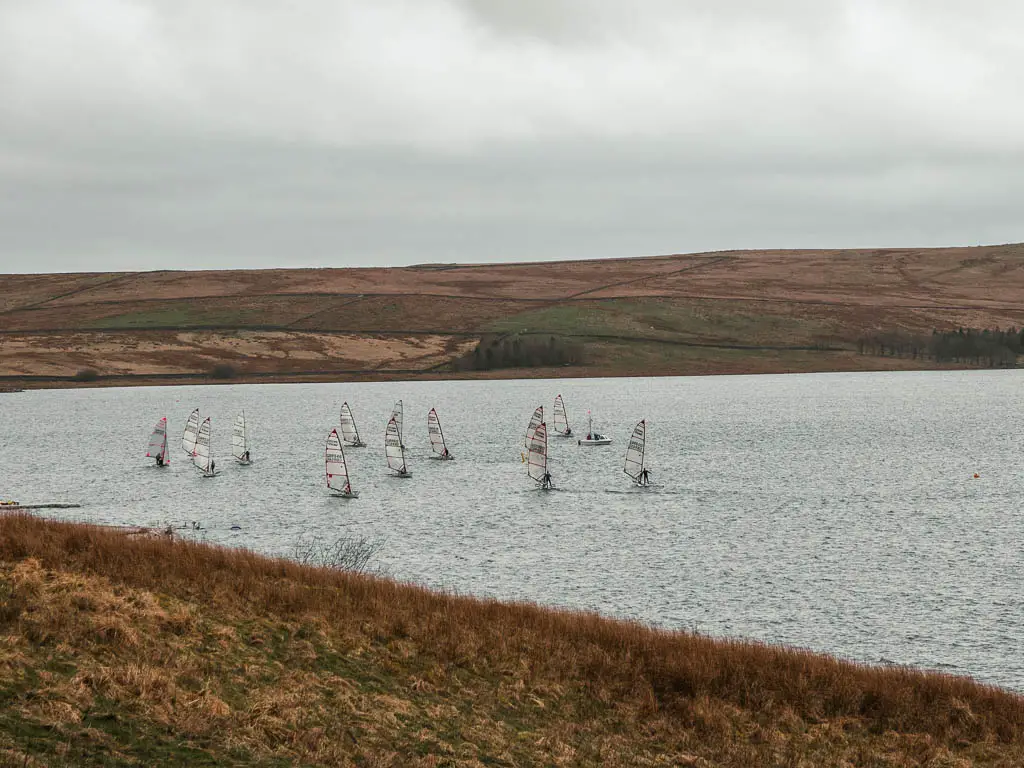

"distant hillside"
[1, 512, 1023, 766]
[2, 244, 1024, 386]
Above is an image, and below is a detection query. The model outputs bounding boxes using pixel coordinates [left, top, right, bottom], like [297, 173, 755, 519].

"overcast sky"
[1, 0, 1022, 273]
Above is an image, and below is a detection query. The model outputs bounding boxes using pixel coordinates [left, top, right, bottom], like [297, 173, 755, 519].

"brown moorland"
[2, 244, 1024, 386]
[1, 512, 1022, 766]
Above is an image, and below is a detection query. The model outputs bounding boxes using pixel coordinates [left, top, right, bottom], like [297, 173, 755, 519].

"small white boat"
[385, 415, 411, 477]
[525, 405, 544, 448]
[326, 428, 358, 498]
[232, 411, 252, 465]
[193, 417, 219, 477]
[340, 402, 366, 447]
[624, 419, 651, 486]
[553, 394, 573, 437]
[528, 421, 554, 489]
[577, 410, 612, 446]
[427, 408, 454, 460]
[181, 408, 200, 456]
[146, 417, 170, 467]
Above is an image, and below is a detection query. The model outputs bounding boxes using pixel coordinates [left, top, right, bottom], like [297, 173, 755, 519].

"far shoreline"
[0, 356, 990, 392]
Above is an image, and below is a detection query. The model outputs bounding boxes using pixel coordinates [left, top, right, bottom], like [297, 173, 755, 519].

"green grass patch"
[488, 298, 836, 346]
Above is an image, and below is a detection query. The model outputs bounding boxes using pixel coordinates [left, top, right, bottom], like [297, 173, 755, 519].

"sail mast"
[146, 417, 169, 464]
[624, 419, 646, 482]
[326, 429, 354, 495]
[525, 405, 544, 448]
[427, 408, 452, 459]
[340, 402, 364, 446]
[231, 412, 247, 461]
[553, 394, 570, 436]
[193, 417, 213, 474]
[385, 416, 408, 475]
[528, 422, 549, 484]
[182, 408, 200, 456]
[393, 400, 404, 439]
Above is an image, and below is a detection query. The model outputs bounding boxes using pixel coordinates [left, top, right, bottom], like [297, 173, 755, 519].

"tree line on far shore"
[858, 327, 1023, 367]
[453, 334, 584, 371]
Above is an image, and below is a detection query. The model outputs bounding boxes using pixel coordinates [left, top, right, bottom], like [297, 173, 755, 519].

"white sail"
[231, 412, 249, 461]
[340, 402, 364, 446]
[427, 408, 452, 459]
[391, 400, 404, 440]
[385, 416, 409, 475]
[146, 417, 169, 464]
[553, 395, 570, 436]
[326, 428, 355, 495]
[193, 417, 213, 474]
[624, 419, 646, 481]
[528, 421, 548, 483]
[525, 405, 544, 448]
[182, 408, 200, 456]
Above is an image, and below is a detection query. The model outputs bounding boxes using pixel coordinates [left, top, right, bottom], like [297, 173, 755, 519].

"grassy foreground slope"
[2, 244, 1024, 384]
[1, 514, 1023, 767]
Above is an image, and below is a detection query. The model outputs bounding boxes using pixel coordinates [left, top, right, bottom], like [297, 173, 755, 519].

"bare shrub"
[72, 368, 99, 382]
[290, 535, 385, 574]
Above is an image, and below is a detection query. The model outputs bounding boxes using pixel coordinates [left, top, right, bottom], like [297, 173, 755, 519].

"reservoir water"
[2, 370, 1022, 690]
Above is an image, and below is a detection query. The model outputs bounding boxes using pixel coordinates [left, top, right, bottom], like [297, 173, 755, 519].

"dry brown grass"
[1, 512, 1023, 766]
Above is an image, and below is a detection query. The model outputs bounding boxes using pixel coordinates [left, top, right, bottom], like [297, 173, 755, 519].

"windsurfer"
[640, 468, 650, 486]
[210, 460, 215, 474]
[541, 471, 553, 489]
[242, 450, 250, 463]
[156, 454, 164, 467]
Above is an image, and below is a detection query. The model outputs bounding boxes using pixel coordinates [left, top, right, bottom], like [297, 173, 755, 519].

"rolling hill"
[2, 244, 1024, 386]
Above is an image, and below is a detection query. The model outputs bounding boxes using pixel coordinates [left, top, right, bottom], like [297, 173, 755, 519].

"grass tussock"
[1, 512, 1022, 767]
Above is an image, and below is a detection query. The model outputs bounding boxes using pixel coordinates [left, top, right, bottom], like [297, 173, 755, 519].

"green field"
[488, 298, 837, 347]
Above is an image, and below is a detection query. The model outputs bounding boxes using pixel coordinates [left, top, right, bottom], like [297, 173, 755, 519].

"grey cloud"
[0, 1, 1021, 272]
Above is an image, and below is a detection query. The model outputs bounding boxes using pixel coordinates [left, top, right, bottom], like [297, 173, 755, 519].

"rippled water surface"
[2, 371, 1023, 689]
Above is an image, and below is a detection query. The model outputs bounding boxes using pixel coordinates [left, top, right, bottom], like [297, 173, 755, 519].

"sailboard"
[146, 417, 169, 466]
[528, 421, 553, 489]
[525, 405, 544, 449]
[193, 417, 218, 477]
[340, 402, 366, 447]
[232, 411, 252, 464]
[182, 408, 200, 456]
[385, 416, 411, 477]
[427, 408, 454, 460]
[624, 419, 649, 485]
[553, 394, 572, 437]
[391, 400, 405, 448]
[326, 428, 358, 497]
